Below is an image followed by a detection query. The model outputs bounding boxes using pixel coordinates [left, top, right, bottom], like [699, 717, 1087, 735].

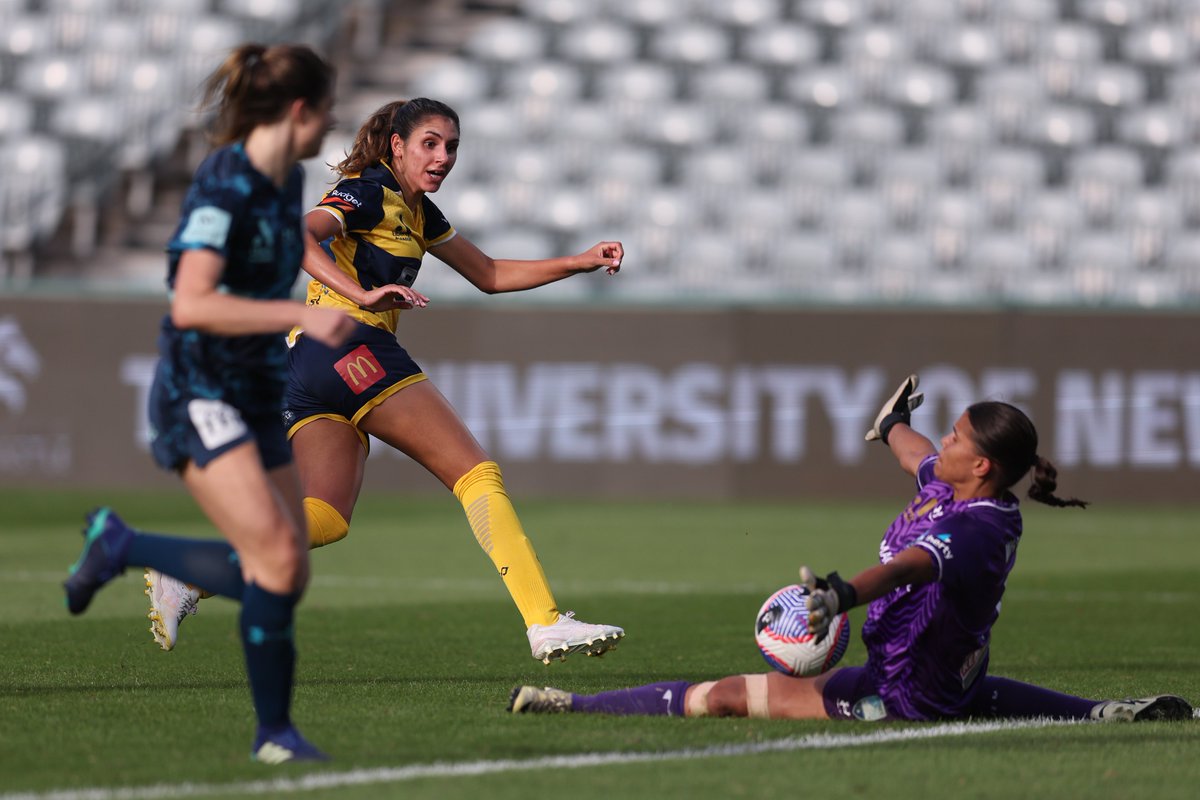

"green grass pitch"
[1, 487, 1198, 799]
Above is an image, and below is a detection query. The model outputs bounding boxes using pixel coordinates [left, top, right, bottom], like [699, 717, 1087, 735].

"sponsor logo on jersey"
[334, 345, 385, 394]
[328, 190, 361, 209]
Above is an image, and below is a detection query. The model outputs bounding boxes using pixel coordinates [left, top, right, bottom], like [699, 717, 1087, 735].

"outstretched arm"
[430, 234, 622, 294]
[864, 374, 935, 476]
[802, 546, 937, 633]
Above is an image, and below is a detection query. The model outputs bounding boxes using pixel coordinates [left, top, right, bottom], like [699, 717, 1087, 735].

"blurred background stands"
[2, 0, 1199, 310]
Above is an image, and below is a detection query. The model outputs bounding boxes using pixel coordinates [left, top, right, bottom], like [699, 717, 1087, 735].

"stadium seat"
[552, 102, 626, 145]
[827, 105, 907, 182]
[640, 186, 707, 230]
[630, 102, 719, 148]
[875, 148, 948, 228]
[1162, 233, 1200, 296]
[1021, 105, 1098, 181]
[403, 56, 491, 104]
[988, 0, 1065, 61]
[1169, 66, 1200, 132]
[776, 147, 853, 225]
[699, 0, 785, 28]
[924, 105, 997, 182]
[761, 231, 839, 293]
[434, 183, 507, 233]
[1165, 149, 1200, 225]
[556, 20, 638, 64]
[591, 144, 668, 184]
[739, 23, 822, 68]
[975, 68, 1048, 144]
[678, 145, 752, 190]
[0, 93, 34, 137]
[796, 0, 869, 30]
[1074, 63, 1148, 138]
[784, 66, 863, 113]
[500, 60, 584, 101]
[882, 62, 958, 113]
[688, 62, 770, 105]
[177, 15, 250, 88]
[1122, 22, 1195, 69]
[1066, 231, 1134, 302]
[971, 148, 1047, 227]
[1121, 188, 1184, 269]
[1077, 0, 1149, 31]
[2, 14, 54, 58]
[826, 190, 891, 270]
[520, 0, 601, 26]
[1016, 189, 1087, 269]
[867, 233, 934, 300]
[1116, 104, 1189, 154]
[964, 231, 1039, 298]
[925, 190, 988, 270]
[0, 135, 67, 261]
[1067, 146, 1145, 227]
[932, 25, 1004, 72]
[650, 21, 733, 65]
[594, 61, 678, 104]
[465, 16, 549, 63]
[602, 0, 698, 28]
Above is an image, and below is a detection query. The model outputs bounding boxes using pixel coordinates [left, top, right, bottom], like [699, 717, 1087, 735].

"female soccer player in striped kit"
[509, 376, 1192, 723]
[147, 98, 626, 663]
[64, 43, 357, 763]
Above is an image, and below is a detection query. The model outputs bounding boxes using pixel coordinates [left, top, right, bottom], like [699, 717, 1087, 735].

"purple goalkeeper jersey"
[861, 455, 1023, 720]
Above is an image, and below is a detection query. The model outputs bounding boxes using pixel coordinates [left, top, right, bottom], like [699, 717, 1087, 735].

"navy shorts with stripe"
[283, 322, 425, 433]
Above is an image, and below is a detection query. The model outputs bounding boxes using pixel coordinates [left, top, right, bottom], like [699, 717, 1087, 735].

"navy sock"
[240, 583, 300, 730]
[126, 533, 245, 599]
[971, 676, 1097, 719]
[572, 681, 691, 717]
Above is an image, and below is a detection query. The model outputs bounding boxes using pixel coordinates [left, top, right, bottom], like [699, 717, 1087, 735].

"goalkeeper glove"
[865, 374, 924, 444]
[800, 566, 857, 637]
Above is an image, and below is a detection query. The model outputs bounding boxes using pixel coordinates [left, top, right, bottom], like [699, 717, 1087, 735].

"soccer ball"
[754, 583, 851, 677]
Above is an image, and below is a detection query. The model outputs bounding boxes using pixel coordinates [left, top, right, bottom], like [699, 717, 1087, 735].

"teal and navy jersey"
[303, 159, 456, 333]
[158, 142, 306, 414]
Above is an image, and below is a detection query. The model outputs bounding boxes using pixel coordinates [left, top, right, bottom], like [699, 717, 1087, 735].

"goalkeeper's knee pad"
[304, 497, 349, 548]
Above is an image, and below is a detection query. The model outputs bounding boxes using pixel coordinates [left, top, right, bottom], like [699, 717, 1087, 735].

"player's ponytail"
[202, 43, 335, 146]
[336, 100, 406, 176]
[967, 401, 1089, 509]
[1027, 455, 1089, 508]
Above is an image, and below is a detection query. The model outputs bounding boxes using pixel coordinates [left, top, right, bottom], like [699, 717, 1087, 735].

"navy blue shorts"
[283, 322, 426, 442]
[821, 666, 890, 722]
[148, 367, 291, 472]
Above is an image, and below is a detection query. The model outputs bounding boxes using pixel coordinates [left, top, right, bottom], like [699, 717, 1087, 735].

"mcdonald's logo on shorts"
[334, 345, 385, 394]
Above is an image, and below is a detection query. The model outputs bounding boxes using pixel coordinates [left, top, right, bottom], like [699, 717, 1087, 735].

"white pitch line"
[0, 717, 1083, 800]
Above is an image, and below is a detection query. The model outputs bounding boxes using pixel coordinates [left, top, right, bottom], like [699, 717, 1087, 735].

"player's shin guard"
[453, 461, 558, 628]
[304, 497, 349, 548]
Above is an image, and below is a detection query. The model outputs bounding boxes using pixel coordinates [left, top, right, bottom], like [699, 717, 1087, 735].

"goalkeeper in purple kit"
[508, 375, 1193, 724]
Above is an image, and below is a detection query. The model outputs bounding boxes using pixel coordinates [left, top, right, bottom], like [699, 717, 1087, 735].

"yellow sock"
[453, 461, 559, 628]
[304, 496, 349, 548]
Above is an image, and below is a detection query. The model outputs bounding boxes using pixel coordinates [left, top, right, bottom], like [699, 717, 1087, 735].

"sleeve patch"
[179, 206, 232, 249]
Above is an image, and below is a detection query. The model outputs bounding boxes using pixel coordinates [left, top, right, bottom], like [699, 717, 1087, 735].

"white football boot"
[1090, 695, 1193, 722]
[145, 568, 200, 651]
[508, 685, 573, 714]
[527, 612, 624, 664]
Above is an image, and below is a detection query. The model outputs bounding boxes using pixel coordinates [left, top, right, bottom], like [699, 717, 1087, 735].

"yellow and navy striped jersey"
[306, 159, 456, 333]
